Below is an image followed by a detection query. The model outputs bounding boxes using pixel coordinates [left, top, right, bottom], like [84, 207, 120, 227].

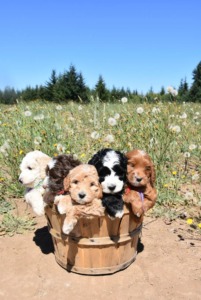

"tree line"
[0, 62, 201, 104]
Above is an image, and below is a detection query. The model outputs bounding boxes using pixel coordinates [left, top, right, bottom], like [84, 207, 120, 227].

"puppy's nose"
[78, 192, 86, 199]
[136, 177, 142, 183]
[108, 184, 116, 191]
[18, 178, 23, 184]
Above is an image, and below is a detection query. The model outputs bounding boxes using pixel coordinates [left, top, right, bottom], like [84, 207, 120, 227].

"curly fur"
[55, 164, 104, 235]
[88, 148, 127, 219]
[43, 154, 81, 205]
[19, 150, 51, 216]
[123, 149, 157, 222]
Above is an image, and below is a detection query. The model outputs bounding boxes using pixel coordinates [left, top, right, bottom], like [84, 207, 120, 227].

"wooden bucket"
[45, 204, 142, 275]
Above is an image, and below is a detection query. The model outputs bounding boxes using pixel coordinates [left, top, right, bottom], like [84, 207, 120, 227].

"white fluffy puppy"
[19, 150, 51, 216]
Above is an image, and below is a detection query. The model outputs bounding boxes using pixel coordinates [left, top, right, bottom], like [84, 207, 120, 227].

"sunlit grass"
[0, 99, 200, 229]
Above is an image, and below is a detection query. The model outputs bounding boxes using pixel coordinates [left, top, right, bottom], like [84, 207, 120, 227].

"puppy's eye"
[72, 180, 78, 184]
[128, 163, 134, 168]
[145, 166, 151, 171]
[90, 182, 95, 187]
[28, 166, 32, 170]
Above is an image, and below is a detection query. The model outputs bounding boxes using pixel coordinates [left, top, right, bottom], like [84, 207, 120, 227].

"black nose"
[136, 177, 142, 182]
[18, 178, 23, 184]
[78, 192, 86, 199]
[108, 185, 116, 191]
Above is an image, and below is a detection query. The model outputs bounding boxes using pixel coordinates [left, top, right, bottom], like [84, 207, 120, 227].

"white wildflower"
[169, 125, 181, 133]
[152, 107, 160, 114]
[121, 97, 128, 103]
[183, 152, 190, 158]
[56, 105, 63, 111]
[149, 138, 158, 148]
[34, 136, 42, 145]
[192, 173, 199, 181]
[108, 117, 117, 126]
[167, 86, 178, 96]
[56, 143, 66, 153]
[180, 113, 187, 119]
[0, 140, 10, 156]
[114, 113, 120, 119]
[91, 131, 100, 139]
[136, 107, 144, 114]
[34, 114, 45, 121]
[78, 105, 83, 111]
[189, 144, 197, 151]
[104, 134, 114, 143]
[24, 110, 32, 117]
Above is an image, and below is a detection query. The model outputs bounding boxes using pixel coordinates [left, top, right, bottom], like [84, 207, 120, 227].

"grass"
[0, 98, 200, 234]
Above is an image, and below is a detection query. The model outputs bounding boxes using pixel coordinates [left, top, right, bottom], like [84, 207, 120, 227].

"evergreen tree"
[94, 75, 109, 101]
[0, 87, 19, 104]
[53, 65, 89, 102]
[189, 61, 201, 102]
[45, 69, 58, 101]
[160, 86, 165, 95]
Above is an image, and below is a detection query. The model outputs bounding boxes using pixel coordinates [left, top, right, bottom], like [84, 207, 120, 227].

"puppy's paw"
[33, 206, 45, 216]
[115, 210, 124, 218]
[62, 222, 74, 235]
[55, 196, 67, 214]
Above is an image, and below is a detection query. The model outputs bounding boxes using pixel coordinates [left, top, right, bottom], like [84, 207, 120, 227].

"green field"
[0, 99, 200, 235]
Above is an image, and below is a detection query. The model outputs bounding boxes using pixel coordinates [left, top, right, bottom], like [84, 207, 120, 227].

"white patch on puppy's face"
[42, 158, 56, 189]
[48, 159, 56, 170]
[101, 150, 124, 194]
[19, 156, 41, 188]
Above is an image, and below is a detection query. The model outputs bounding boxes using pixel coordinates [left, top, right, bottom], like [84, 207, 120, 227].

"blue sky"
[0, 0, 201, 94]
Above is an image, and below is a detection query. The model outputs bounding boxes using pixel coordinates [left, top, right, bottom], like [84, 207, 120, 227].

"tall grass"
[0, 99, 200, 228]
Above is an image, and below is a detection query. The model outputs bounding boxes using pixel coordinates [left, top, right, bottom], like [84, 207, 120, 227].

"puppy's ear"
[36, 156, 51, 179]
[150, 163, 156, 187]
[97, 183, 103, 199]
[63, 175, 70, 191]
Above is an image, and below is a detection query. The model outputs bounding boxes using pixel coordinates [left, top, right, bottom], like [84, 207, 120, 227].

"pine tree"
[189, 61, 201, 102]
[45, 69, 58, 101]
[160, 86, 165, 95]
[94, 75, 109, 101]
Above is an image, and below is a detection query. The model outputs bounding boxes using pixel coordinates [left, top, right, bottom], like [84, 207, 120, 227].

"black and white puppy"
[43, 154, 81, 205]
[88, 148, 127, 218]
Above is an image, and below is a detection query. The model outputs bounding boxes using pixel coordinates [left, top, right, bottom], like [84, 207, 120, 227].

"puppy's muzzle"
[108, 184, 116, 192]
[78, 192, 86, 199]
[18, 178, 23, 184]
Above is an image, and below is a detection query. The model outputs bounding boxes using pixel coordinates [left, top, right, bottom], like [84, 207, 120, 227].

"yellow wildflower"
[19, 150, 24, 155]
[0, 177, 5, 182]
[80, 153, 86, 158]
[172, 171, 177, 175]
[186, 218, 193, 225]
[197, 223, 201, 229]
[163, 184, 169, 188]
[54, 143, 57, 147]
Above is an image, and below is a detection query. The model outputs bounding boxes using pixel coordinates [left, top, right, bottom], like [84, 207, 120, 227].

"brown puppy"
[123, 149, 157, 222]
[55, 164, 104, 235]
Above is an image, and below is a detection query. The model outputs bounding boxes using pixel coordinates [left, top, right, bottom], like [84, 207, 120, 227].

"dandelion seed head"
[108, 117, 117, 126]
[136, 107, 144, 114]
[121, 97, 128, 103]
[104, 134, 114, 143]
[91, 131, 100, 139]
[24, 110, 32, 117]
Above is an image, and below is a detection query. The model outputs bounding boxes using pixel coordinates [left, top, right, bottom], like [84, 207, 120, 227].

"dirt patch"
[0, 199, 200, 300]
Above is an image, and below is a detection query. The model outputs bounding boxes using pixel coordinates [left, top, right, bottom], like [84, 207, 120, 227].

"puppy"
[55, 164, 104, 235]
[123, 149, 157, 221]
[19, 150, 51, 216]
[43, 154, 81, 205]
[88, 148, 127, 219]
